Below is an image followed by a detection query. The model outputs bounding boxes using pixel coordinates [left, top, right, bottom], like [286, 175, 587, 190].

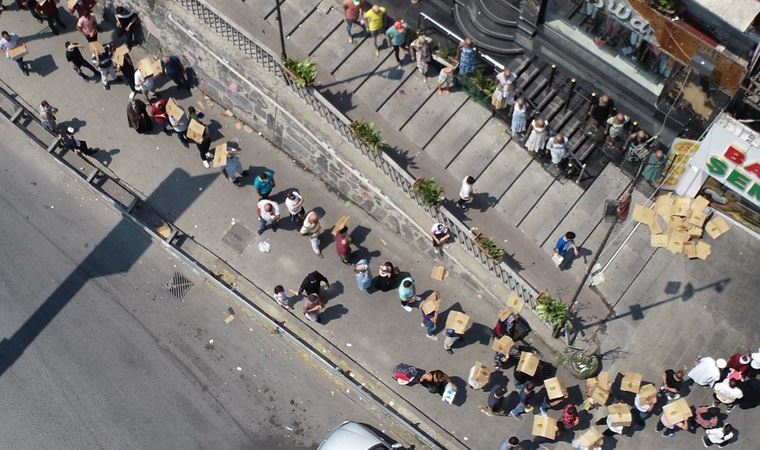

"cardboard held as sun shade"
[663, 398, 692, 424]
[517, 351, 539, 376]
[608, 403, 632, 427]
[445, 311, 471, 334]
[186, 119, 206, 144]
[491, 335, 514, 354]
[471, 361, 490, 386]
[419, 291, 440, 315]
[532, 414, 558, 439]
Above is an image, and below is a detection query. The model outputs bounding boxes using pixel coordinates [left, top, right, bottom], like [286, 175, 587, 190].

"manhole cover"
[164, 272, 194, 299]
[222, 223, 254, 253]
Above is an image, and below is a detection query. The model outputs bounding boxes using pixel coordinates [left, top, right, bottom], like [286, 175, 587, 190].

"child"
[437, 66, 454, 95]
[273, 285, 293, 310]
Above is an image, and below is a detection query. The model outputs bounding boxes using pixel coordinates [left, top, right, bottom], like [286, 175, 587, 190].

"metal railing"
[175, 0, 539, 307]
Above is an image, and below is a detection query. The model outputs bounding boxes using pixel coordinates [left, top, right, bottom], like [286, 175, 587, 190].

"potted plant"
[349, 120, 384, 153]
[474, 234, 506, 260]
[413, 177, 444, 207]
[535, 292, 572, 338]
[460, 69, 495, 107]
[433, 40, 457, 67]
[649, 0, 678, 15]
[283, 57, 318, 87]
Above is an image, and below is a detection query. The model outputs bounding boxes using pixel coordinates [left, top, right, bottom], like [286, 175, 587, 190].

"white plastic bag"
[258, 240, 271, 253]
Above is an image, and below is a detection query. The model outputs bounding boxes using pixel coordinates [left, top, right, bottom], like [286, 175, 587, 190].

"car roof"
[318, 421, 389, 450]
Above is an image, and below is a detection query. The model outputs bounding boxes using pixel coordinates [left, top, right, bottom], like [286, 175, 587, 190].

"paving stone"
[475, 141, 533, 201]
[311, 21, 366, 74]
[425, 100, 491, 163]
[540, 163, 631, 250]
[519, 176, 584, 245]
[496, 160, 558, 227]
[286, 2, 343, 56]
[378, 68, 438, 130]
[266, 0, 319, 36]
[355, 53, 413, 112]
[246, 0, 278, 19]
[400, 89, 469, 148]
[222, 223, 254, 253]
[448, 119, 511, 181]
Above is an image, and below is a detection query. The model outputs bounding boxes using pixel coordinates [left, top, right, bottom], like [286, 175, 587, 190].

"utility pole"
[275, 0, 287, 60]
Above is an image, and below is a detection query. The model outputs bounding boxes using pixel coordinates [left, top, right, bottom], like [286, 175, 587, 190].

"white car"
[318, 421, 403, 450]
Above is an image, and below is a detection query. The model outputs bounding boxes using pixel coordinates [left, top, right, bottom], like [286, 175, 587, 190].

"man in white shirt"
[456, 176, 475, 211]
[548, 133, 568, 166]
[633, 385, 657, 426]
[0, 30, 30, 75]
[257, 199, 280, 235]
[688, 356, 725, 387]
[285, 190, 305, 223]
[703, 424, 734, 447]
[713, 379, 743, 411]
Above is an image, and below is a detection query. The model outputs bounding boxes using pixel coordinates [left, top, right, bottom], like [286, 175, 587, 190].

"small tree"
[414, 178, 444, 207]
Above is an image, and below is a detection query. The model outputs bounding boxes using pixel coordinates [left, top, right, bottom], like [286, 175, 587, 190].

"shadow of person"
[320, 304, 348, 325]
[27, 54, 57, 77]
[57, 118, 88, 133]
[322, 280, 344, 303]
[471, 192, 497, 213]
[448, 375, 468, 407]
[91, 148, 121, 167]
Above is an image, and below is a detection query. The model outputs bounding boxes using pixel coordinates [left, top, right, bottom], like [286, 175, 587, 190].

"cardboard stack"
[586, 371, 611, 405]
[633, 193, 730, 261]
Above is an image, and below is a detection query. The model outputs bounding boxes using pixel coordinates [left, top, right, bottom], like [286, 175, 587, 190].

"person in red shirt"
[150, 98, 169, 128]
[76, 11, 98, 42]
[68, 0, 96, 18]
[32, 0, 66, 36]
[335, 226, 352, 264]
[342, 0, 365, 44]
[558, 404, 580, 433]
[726, 352, 750, 376]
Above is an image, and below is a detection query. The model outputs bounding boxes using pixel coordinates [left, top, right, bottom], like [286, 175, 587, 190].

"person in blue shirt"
[554, 231, 579, 258]
[161, 54, 189, 90]
[253, 169, 275, 198]
[385, 20, 408, 69]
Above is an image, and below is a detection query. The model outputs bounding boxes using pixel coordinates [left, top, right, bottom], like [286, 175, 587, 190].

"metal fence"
[175, 0, 539, 308]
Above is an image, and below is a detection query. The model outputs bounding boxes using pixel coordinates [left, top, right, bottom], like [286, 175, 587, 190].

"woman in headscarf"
[127, 99, 152, 133]
[641, 147, 668, 185]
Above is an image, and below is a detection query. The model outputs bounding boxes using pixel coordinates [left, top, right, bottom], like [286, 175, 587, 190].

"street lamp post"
[275, 0, 287, 60]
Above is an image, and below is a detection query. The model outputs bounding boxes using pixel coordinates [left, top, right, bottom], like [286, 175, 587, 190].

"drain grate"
[164, 272, 194, 299]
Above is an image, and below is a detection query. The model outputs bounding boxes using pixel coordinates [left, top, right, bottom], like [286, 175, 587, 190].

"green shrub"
[414, 178, 444, 207]
[475, 235, 506, 260]
[284, 58, 318, 87]
[536, 294, 573, 331]
[349, 120, 384, 153]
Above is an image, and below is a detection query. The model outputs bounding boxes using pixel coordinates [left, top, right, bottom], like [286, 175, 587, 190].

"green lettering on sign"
[706, 156, 728, 176]
[726, 169, 750, 190]
[748, 183, 760, 202]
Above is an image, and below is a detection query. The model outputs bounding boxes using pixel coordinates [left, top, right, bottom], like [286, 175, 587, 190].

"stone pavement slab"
[378, 66, 438, 131]
[496, 161, 559, 227]
[311, 21, 364, 75]
[518, 177, 585, 245]
[286, 2, 343, 56]
[424, 100, 491, 164]
[265, 0, 318, 36]
[355, 53, 412, 112]
[475, 140, 533, 201]
[331, 38, 390, 94]
[447, 118, 510, 181]
[244, 0, 278, 19]
[400, 89, 469, 149]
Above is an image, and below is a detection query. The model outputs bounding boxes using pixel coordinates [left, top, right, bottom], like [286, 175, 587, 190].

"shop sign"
[690, 114, 760, 206]
[588, 0, 652, 37]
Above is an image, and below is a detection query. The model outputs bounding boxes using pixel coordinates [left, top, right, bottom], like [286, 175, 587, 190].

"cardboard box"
[632, 204, 655, 225]
[696, 241, 711, 260]
[663, 398, 692, 424]
[691, 195, 710, 212]
[597, 371, 612, 391]
[608, 403, 632, 427]
[113, 44, 130, 67]
[497, 307, 515, 322]
[621, 372, 642, 393]
[505, 293, 524, 314]
[212, 142, 228, 167]
[648, 218, 663, 235]
[544, 377, 567, 400]
[651, 233, 668, 248]
[89, 41, 105, 56]
[705, 216, 730, 239]
[137, 57, 162, 77]
[577, 427, 603, 449]
[68, 0, 77, 9]
[472, 361, 490, 386]
[687, 225, 703, 237]
[445, 311, 471, 334]
[7, 43, 28, 60]
[672, 197, 691, 216]
[682, 241, 697, 259]
[638, 384, 658, 402]
[491, 335, 514, 354]
[655, 194, 673, 218]
[165, 98, 184, 122]
[331, 215, 350, 235]
[531, 414, 558, 439]
[667, 240, 683, 254]
[688, 210, 707, 228]
[589, 385, 610, 405]
[156, 224, 172, 239]
[516, 351, 539, 376]
[670, 230, 690, 245]
[430, 265, 446, 281]
[419, 292, 440, 315]
[186, 119, 206, 144]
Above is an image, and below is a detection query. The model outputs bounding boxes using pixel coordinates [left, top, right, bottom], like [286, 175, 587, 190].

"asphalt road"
[0, 119, 403, 449]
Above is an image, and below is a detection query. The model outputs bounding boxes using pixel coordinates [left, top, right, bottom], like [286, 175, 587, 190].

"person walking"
[354, 259, 372, 292]
[342, 0, 365, 44]
[114, 6, 139, 48]
[546, 133, 568, 167]
[32, 0, 66, 36]
[92, 44, 117, 90]
[409, 34, 432, 83]
[118, 53, 137, 99]
[272, 285, 294, 310]
[491, 68, 516, 115]
[39, 100, 58, 134]
[703, 424, 734, 447]
[713, 378, 743, 412]
[456, 38, 476, 79]
[253, 169, 275, 199]
[149, 97, 169, 128]
[161, 54, 190, 90]
[689, 357, 726, 387]
[509, 381, 536, 419]
[726, 352, 751, 376]
[633, 385, 657, 427]
[497, 436, 522, 450]
[59, 126, 96, 156]
[694, 405, 720, 430]
[334, 226, 352, 264]
[397, 276, 420, 312]
[431, 223, 450, 256]
[443, 327, 463, 355]
[194, 118, 213, 168]
[1, 30, 30, 75]
[554, 231, 579, 263]
[373, 261, 396, 292]
[558, 404, 580, 432]
[76, 11, 98, 42]
[385, 20, 407, 69]
[482, 387, 506, 416]
[420, 290, 440, 340]
[298, 270, 330, 297]
[64, 41, 97, 81]
[257, 199, 280, 235]
[510, 97, 528, 137]
[285, 190, 305, 223]
[303, 293, 324, 323]
[525, 117, 549, 154]
[436, 66, 454, 95]
[134, 66, 156, 98]
[363, 4, 386, 56]
[605, 112, 629, 145]
[299, 210, 323, 257]
[642, 147, 668, 186]
[223, 147, 246, 185]
[657, 412, 689, 438]
[588, 94, 615, 129]
[166, 106, 190, 147]
[126, 99, 151, 134]
[68, 0, 95, 18]
[660, 367, 685, 400]
[456, 176, 475, 211]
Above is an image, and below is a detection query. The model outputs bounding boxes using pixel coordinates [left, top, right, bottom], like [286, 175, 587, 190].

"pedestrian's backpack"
[441, 382, 457, 404]
[392, 363, 419, 385]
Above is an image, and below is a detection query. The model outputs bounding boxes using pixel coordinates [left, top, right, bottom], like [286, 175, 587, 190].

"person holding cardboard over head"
[514, 351, 540, 386]
[657, 398, 692, 437]
[443, 311, 470, 354]
[540, 376, 568, 413]
[633, 384, 658, 426]
[467, 361, 491, 390]
[572, 427, 603, 450]
[419, 291, 441, 341]
[532, 414, 559, 441]
[595, 403, 630, 436]
[165, 98, 190, 147]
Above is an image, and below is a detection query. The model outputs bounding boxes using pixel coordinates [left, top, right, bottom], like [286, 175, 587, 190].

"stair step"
[569, 133, 587, 155]
[526, 77, 548, 102]
[477, 0, 519, 26]
[545, 98, 564, 122]
[453, 4, 523, 55]
[578, 140, 598, 161]
[512, 56, 533, 77]
[517, 64, 543, 90]
[564, 118, 582, 140]
[536, 88, 558, 111]
[460, 0, 516, 41]
[495, 0, 522, 15]
[554, 109, 574, 132]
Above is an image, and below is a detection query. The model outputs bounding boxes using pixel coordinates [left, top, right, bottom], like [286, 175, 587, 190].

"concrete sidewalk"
[2, 2, 758, 450]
